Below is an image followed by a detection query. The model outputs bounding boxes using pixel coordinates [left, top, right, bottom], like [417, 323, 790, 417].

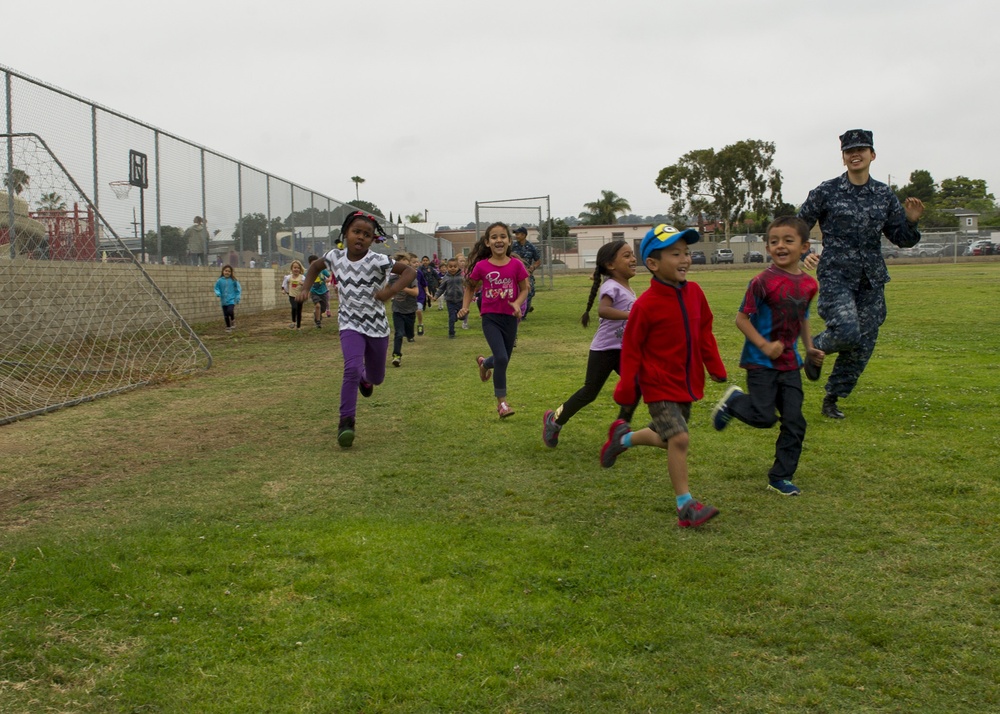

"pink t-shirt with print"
[469, 258, 529, 316]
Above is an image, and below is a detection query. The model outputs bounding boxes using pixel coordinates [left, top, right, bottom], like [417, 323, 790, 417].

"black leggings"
[289, 297, 303, 327]
[222, 304, 235, 328]
[556, 349, 636, 425]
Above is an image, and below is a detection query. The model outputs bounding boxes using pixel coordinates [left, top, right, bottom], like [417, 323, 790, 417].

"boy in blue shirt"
[711, 217, 824, 495]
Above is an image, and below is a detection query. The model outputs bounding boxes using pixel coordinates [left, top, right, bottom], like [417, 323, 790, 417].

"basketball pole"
[139, 185, 145, 262]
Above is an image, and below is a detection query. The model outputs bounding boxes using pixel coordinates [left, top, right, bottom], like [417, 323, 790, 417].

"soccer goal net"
[474, 195, 552, 288]
[1, 133, 211, 425]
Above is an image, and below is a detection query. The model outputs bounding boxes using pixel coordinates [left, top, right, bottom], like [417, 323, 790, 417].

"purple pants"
[339, 329, 389, 419]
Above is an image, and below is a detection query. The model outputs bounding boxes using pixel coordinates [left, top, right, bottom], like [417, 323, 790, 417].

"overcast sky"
[4, 0, 997, 227]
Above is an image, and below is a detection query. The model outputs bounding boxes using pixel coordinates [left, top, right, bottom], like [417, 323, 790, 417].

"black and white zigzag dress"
[322, 248, 395, 338]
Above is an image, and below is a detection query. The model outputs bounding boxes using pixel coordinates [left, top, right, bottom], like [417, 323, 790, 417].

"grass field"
[1, 262, 999, 713]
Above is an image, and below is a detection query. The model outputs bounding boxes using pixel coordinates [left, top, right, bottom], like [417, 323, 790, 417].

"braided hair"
[581, 240, 628, 328]
[339, 210, 388, 243]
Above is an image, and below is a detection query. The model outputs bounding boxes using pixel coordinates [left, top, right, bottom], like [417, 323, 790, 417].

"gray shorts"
[311, 292, 330, 311]
[646, 400, 691, 442]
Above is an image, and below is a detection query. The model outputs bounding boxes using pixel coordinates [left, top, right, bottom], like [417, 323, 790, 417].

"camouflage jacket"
[799, 173, 920, 288]
[510, 240, 541, 269]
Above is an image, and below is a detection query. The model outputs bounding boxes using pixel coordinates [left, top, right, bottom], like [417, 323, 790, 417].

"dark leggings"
[222, 304, 235, 327]
[556, 349, 636, 425]
[481, 313, 518, 398]
[289, 297, 303, 327]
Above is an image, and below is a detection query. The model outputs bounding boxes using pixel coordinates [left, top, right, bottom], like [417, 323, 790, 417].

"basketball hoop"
[109, 180, 133, 200]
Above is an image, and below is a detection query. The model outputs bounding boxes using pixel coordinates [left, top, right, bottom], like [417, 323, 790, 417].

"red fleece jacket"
[614, 277, 727, 406]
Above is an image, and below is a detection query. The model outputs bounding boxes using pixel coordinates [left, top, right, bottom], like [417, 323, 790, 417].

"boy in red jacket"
[600, 225, 728, 528]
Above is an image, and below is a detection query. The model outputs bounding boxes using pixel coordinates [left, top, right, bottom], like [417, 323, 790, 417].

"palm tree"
[37, 192, 67, 211]
[579, 190, 631, 225]
[350, 176, 365, 201]
[5, 168, 30, 195]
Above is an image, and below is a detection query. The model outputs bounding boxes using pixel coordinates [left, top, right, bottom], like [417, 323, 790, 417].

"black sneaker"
[804, 357, 822, 382]
[711, 385, 743, 431]
[359, 380, 374, 398]
[417, 325, 424, 336]
[337, 417, 356, 448]
[822, 395, 845, 419]
[391, 354, 401, 367]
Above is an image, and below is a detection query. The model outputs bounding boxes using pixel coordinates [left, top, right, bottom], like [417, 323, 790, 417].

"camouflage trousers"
[812, 277, 887, 399]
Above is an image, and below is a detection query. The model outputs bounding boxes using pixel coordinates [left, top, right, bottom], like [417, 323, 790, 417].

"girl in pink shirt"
[458, 222, 529, 419]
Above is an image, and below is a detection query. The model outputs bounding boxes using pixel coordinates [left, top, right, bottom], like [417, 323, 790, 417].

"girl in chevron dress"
[297, 211, 417, 448]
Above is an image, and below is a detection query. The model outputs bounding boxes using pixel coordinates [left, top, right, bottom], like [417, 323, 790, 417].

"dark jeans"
[446, 300, 462, 336]
[728, 368, 807, 481]
[289, 296, 303, 327]
[557, 349, 635, 425]
[393, 311, 415, 355]
[481, 313, 518, 397]
[221, 304, 235, 327]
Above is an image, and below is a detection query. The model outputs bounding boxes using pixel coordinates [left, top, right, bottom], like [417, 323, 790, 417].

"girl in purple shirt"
[542, 240, 638, 447]
[458, 222, 529, 419]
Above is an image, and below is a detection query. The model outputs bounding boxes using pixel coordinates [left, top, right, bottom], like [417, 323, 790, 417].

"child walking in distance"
[213, 265, 241, 333]
[711, 217, 824, 496]
[600, 225, 727, 528]
[456, 254, 470, 329]
[297, 211, 417, 447]
[306, 254, 332, 328]
[457, 222, 529, 419]
[436, 258, 466, 338]
[543, 240, 638, 447]
[281, 259, 307, 329]
[411, 253, 431, 336]
[390, 253, 419, 366]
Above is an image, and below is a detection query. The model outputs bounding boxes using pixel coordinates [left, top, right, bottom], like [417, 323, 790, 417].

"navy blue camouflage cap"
[640, 224, 700, 263]
[840, 129, 874, 151]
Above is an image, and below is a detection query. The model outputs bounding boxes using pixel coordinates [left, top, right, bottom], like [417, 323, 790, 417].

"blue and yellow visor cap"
[640, 224, 700, 263]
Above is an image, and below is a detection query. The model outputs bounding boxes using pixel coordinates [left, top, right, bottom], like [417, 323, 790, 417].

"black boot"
[822, 395, 845, 419]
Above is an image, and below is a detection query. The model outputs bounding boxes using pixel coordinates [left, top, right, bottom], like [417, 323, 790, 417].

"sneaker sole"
[767, 483, 801, 496]
[338, 429, 355, 448]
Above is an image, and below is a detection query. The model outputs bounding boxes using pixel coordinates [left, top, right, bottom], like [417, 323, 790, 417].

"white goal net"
[1, 133, 211, 425]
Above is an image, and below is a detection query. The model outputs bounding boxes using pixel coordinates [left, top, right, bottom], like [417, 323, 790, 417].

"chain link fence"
[2, 64, 441, 267]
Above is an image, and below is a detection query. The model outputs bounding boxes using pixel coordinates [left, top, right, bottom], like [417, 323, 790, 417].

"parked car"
[711, 248, 734, 264]
[744, 250, 764, 263]
[902, 243, 944, 258]
[968, 239, 996, 256]
[880, 244, 899, 259]
[690, 250, 706, 264]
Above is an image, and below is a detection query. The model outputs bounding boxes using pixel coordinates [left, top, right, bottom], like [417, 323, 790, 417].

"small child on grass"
[710, 216, 824, 496]
[600, 225, 727, 528]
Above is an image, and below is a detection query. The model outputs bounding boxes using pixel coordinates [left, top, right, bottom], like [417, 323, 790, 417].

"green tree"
[896, 170, 936, 203]
[5, 168, 29, 195]
[405, 212, 424, 223]
[232, 213, 285, 253]
[936, 176, 995, 213]
[655, 139, 783, 244]
[351, 176, 365, 201]
[579, 190, 631, 225]
[147, 225, 186, 262]
[350, 200, 384, 218]
[37, 192, 67, 211]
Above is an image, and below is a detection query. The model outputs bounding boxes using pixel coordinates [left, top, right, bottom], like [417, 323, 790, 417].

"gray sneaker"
[676, 499, 720, 528]
[542, 409, 561, 448]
